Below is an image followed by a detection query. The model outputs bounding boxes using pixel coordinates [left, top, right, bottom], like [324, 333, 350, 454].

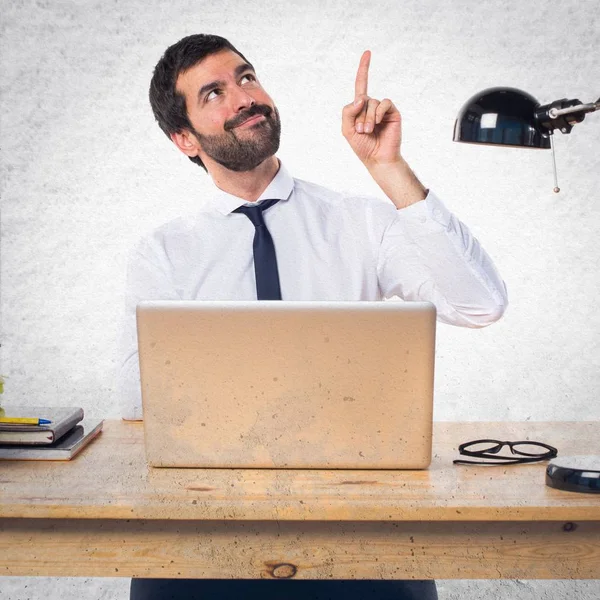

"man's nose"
[231, 86, 255, 112]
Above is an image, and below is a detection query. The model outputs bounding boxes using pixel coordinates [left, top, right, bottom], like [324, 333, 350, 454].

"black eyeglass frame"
[453, 439, 558, 465]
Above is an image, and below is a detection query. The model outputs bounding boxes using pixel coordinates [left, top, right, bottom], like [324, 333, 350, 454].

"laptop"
[137, 301, 436, 469]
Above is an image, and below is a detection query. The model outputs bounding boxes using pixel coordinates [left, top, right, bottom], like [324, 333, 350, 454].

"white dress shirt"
[118, 160, 508, 419]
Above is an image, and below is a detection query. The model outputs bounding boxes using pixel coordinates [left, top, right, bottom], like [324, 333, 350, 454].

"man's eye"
[205, 75, 256, 101]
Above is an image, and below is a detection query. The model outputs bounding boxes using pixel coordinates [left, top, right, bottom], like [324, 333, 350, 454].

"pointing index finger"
[354, 50, 371, 99]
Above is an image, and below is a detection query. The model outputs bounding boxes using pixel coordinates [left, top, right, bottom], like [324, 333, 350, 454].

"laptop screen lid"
[137, 301, 436, 469]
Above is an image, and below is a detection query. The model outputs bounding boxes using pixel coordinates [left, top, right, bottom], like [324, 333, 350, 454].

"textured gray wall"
[1, 0, 599, 598]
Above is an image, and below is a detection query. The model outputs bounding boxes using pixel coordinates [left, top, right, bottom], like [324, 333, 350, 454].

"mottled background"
[1, 0, 599, 598]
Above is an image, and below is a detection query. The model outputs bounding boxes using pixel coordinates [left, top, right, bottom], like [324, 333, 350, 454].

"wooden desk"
[1, 421, 598, 579]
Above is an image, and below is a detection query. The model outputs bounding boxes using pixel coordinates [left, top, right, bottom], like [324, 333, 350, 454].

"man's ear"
[170, 130, 201, 158]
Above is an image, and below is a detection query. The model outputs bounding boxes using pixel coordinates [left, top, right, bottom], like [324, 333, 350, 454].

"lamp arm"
[535, 96, 599, 135]
[548, 99, 600, 118]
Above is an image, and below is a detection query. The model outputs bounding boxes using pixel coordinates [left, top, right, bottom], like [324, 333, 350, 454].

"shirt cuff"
[394, 189, 452, 234]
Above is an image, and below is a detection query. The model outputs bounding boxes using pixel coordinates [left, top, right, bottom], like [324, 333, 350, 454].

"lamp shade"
[453, 87, 550, 149]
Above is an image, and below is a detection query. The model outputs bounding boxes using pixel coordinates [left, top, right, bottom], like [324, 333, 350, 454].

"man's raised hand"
[342, 50, 403, 168]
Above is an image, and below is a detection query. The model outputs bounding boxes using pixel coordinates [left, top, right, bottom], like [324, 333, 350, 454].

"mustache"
[225, 105, 273, 131]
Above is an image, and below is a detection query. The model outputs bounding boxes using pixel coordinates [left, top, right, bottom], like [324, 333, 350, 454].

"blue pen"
[0, 417, 53, 425]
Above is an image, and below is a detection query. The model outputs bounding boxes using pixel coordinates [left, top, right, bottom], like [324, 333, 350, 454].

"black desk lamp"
[453, 87, 599, 192]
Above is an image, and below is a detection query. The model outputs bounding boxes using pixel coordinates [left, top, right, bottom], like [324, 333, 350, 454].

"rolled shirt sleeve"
[377, 190, 508, 327]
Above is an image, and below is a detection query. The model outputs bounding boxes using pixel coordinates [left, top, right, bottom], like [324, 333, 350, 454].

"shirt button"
[419, 216, 427, 224]
[433, 209, 442, 220]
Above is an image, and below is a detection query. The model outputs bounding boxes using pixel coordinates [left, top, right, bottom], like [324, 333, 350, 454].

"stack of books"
[0, 406, 103, 460]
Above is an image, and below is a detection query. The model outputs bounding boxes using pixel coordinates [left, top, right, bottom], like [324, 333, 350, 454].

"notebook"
[0, 419, 104, 460]
[0, 406, 84, 444]
[137, 301, 437, 469]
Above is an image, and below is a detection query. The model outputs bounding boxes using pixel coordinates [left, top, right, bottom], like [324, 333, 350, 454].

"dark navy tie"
[233, 198, 282, 300]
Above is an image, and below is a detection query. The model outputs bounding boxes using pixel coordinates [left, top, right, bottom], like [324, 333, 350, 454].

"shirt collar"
[206, 159, 294, 215]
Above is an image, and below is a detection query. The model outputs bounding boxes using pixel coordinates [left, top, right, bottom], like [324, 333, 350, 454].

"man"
[120, 33, 507, 600]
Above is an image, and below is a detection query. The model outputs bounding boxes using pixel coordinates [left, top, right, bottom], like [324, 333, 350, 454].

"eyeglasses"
[453, 439, 558, 465]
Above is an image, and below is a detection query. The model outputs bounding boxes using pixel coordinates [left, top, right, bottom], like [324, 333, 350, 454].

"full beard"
[193, 106, 281, 172]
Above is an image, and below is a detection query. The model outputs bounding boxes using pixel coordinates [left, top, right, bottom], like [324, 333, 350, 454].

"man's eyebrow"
[197, 63, 256, 102]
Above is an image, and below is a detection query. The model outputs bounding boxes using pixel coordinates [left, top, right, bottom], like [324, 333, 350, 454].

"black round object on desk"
[546, 456, 600, 494]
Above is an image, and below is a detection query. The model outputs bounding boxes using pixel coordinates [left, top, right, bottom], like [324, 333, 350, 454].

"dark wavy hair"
[149, 34, 253, 172]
